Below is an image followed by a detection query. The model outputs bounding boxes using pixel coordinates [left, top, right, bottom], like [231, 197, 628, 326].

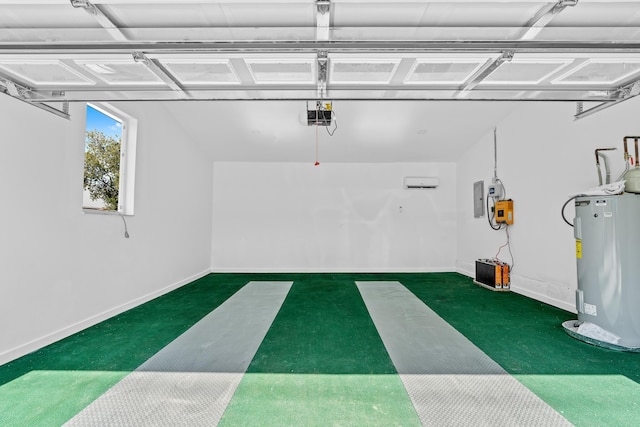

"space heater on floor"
[474, 259, 510, 291]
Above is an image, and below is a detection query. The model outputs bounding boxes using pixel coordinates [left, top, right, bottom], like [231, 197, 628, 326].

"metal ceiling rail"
[131, 51, 187, 96]
[521, 0, 579, 41]
[316, 0, 331, 42]
[0, 0, 637, 4]
[574, 79, 640, 120]
[0, 75, 70, 118]
[456, 51, 514, 98]
[69, 0, 128, 42]
[26, 86, 618, 102]
[2, 41, 640, 55]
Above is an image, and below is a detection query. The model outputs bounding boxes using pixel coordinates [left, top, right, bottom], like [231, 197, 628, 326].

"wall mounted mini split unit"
[403, 176, 439, 189]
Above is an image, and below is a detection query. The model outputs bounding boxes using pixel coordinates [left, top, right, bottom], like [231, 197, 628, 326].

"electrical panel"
[488, 183, 503, 199]
[495, 199, 514, 224]
[473, 180, 484, 218]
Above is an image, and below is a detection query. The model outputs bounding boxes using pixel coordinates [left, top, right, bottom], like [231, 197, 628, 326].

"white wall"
[456, 98, 640, 312]
[0, 96, 213, 365]
[211, 162, 457, 272]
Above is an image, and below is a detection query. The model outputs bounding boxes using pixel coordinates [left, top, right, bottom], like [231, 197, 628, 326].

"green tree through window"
[83, 129, 121, 211]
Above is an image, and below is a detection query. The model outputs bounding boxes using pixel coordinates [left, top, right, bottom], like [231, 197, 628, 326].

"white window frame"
[83, 102, 137, 216]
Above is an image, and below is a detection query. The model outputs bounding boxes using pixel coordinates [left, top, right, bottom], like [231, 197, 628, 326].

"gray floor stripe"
[356, 281, 571, 427]
[64, 281, 292, 427]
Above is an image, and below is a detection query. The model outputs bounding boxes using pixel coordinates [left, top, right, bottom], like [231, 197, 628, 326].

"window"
[82, 103, 137, 215]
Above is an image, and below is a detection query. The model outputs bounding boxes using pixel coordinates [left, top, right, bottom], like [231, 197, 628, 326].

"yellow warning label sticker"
[576, 239, 582, 259]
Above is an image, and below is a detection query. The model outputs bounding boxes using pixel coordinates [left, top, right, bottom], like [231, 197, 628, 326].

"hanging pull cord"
[120, 215, 130, 238]
[315, 112, 320, 166]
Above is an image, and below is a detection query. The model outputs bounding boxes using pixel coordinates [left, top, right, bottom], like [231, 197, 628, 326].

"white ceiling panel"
[0, 5, 99, 28]
[153, 55, 240, 86]
[75, 59, 165, 85]
[330, 59, 401, 84]
[245, 57, 316, 84]
[554, 60, 640, 85]
[104, 2, 314, 28]
[333, 3, 433, 26]
[483, 60, 572, 84]
[334, 2, 545, 27]
[216, 3, 315, 27]
[0, 60, 95, 86]
[404, 58, 490, 84]
[103, 4, 227, 27]
[549, 3, 640, 26]
[159, 59, 240, 85]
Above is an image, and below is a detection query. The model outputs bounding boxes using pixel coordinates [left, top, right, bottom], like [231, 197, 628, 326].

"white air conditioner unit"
[403, 176, 439, 189]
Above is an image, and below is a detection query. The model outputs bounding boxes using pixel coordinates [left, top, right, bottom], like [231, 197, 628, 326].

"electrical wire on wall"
[486, 127, 513, 271]
[561, 195, 581, 227]
[493, 225, 514, 272]
[318, 90, 337, 137]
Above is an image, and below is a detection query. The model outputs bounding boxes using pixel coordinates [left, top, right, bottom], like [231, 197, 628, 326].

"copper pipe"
[595, 148, 616, 165]
[624, 136, 630, 161]
[622, 136, 640, 163]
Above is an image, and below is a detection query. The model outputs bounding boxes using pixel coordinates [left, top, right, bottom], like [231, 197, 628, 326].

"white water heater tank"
[624, 168, 640, 193]
[571, 193, 640, 350]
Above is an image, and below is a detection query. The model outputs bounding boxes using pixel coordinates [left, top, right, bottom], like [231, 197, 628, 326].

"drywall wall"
[0, 97, 213, 365]
[456, 98, 640, 312]
[211, 162, 456, 272]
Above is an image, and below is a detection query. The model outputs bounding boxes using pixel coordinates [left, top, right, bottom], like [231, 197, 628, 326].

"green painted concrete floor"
[1, 273, 639, 426]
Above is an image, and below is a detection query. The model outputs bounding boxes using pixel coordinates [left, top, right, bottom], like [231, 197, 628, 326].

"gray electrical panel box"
[473, 181, 484, 218]
[573, 193, 640, 348]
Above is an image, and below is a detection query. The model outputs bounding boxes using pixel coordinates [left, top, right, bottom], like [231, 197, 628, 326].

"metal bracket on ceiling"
[521, 0, 579, 40]
[70, 0, 96, 13]
[0, 76, 29, 99]
[70, 0, 128, 42]
[316, 0, 331, 41]
[317, 50, 328, 99]
[0, 76, 70, 120]
[456, 51, 514, 98]
[132, 52, 187, 96]
[574, 80, 640, 120]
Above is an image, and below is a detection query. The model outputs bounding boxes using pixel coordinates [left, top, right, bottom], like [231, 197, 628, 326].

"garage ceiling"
[1, 0, 640, 119]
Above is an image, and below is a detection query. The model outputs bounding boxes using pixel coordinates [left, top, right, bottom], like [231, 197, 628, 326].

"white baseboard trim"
[209, 267, 457, 273]
[510, 282, 576, 314]
[455, 266, 474, 278]
[456, 265, 575, 313]
[0, 268, 212, 367]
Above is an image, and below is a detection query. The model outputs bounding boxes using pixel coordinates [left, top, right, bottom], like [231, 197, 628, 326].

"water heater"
[563, 193, 640, 351]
